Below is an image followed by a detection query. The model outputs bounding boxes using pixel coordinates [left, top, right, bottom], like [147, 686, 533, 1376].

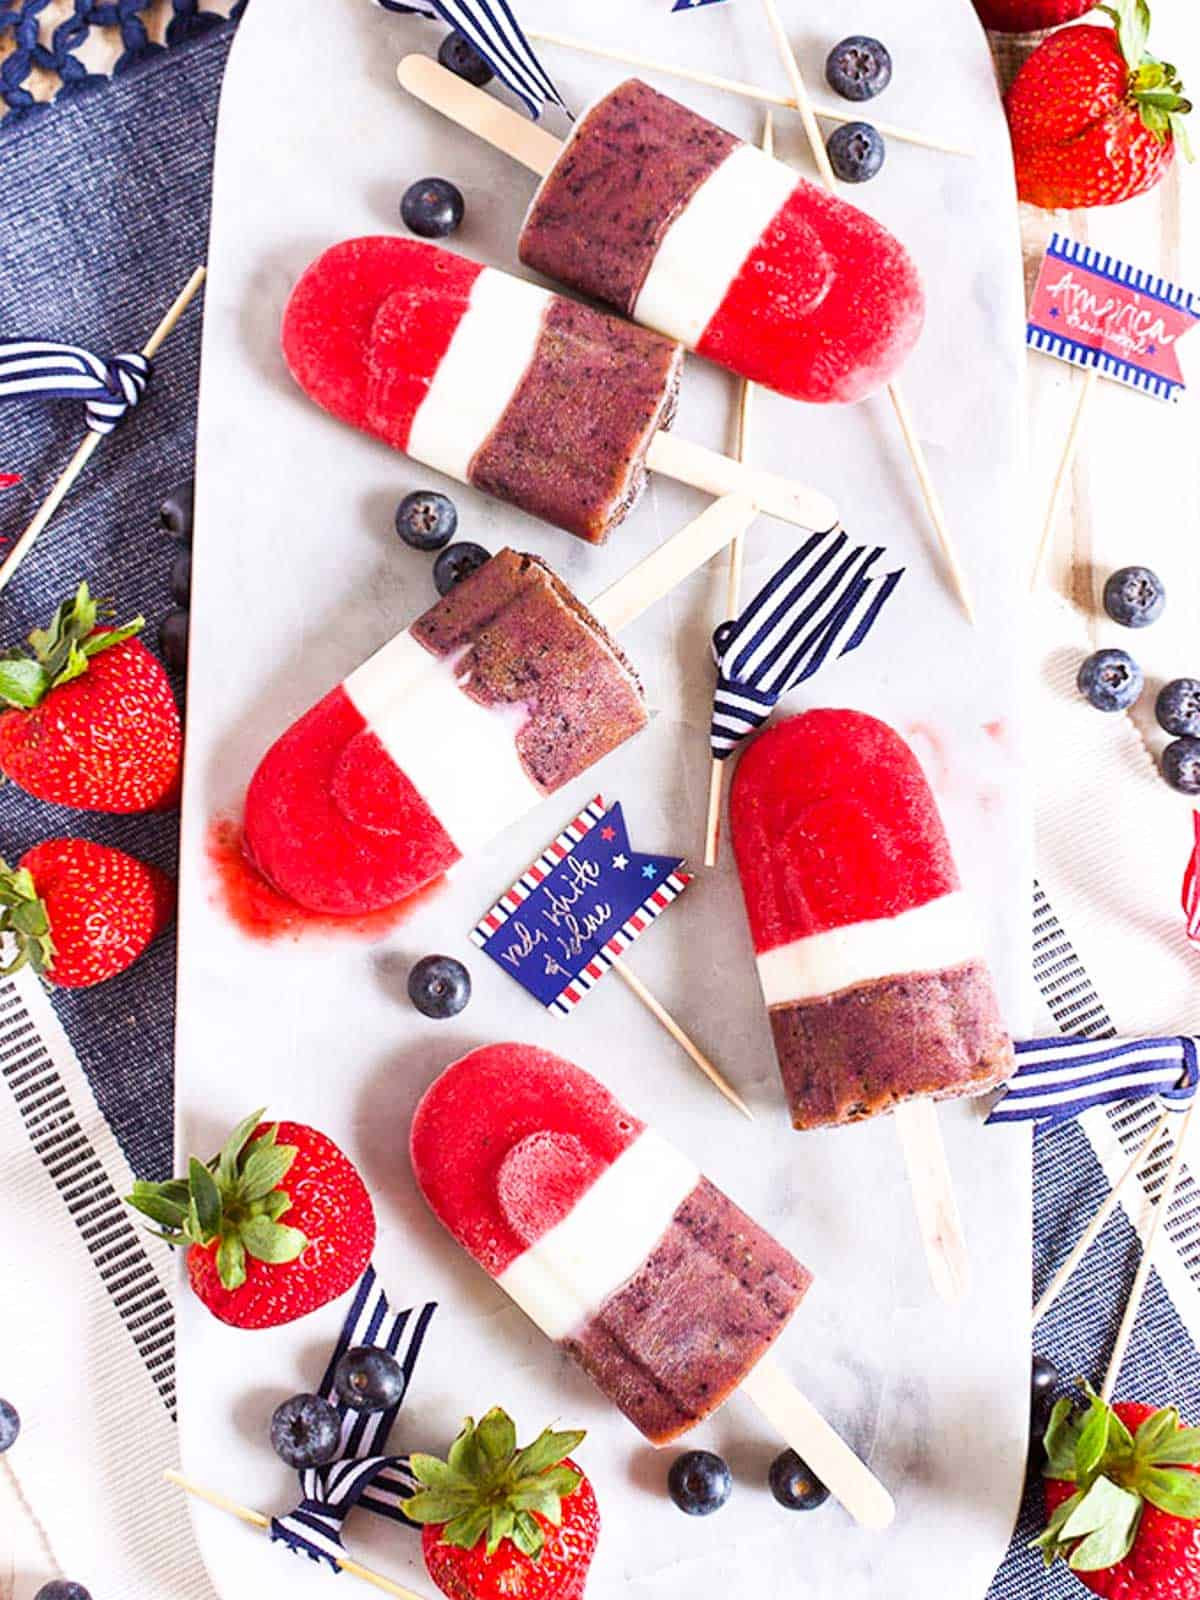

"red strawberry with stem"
[1037, 1383, 1200, 1597]
[0, 581, 182, 813]
[126, 1113, 376, 1329]
[1006, 0, 1192, 209]
[974, 0, 1096, 31]
[407, 1409, 599, 1600]
[0, 839, 174, 989]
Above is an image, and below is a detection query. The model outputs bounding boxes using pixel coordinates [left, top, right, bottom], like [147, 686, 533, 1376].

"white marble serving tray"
[176, 3, 1032, 1597]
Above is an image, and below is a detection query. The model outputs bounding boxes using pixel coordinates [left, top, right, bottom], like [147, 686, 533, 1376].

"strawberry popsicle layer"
[281, 237, 683, 543]
[411, 1044, 812, 1446]
[519, 79, 925, 405]
[243, 551, 646, 915]
[730, 711, 1013, 1129]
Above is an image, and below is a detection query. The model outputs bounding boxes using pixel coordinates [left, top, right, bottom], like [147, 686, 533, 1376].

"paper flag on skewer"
[472, 797, 688, 1015]
[1027, 233, 1200, 404]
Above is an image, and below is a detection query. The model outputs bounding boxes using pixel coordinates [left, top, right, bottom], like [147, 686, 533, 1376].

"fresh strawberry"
[0, 839, 174, 989]
[0, 581, 182, 813]
[126, 1113, 375, 1329]
[1037, 1384, 1200, 1598]
[407, 1409, 599, 1600]
[1006, 1, 1192, 209]
[975, 0, 1095, 31]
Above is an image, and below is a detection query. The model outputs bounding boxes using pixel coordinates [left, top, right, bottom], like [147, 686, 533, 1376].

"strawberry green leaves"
[0, 860, 55, 977]
[1099, 0, 1193, 150]
[0, 582, 144, 710]
[125, 1109, 307, 1289]
[407, 1408, 586, 1561]
[1036, 1385, 1200, 1574]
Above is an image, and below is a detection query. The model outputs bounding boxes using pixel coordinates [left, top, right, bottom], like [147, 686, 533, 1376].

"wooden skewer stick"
[1101, 1101, 1197, 1402]
[0, 267, 207, 597]
[1033, 1110, 1171, 1328]
[165, 1469, 429, 1600]
[1029, 368, 1098, 591]
[611, 954, 753, 1120]
[741, 1357, 896, 1530]
[757, 0, 976, 626]
[525, 27, 975, 158]
[704, 113, 772, 869]
[893, 1100, 971, 1304]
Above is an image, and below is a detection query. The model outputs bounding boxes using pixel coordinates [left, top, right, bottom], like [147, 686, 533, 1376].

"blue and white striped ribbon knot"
[373, 0, 564, 118]
[986, 1035, 1200, 1134]
[269, 1266, 437, 1569]
[0, 341, 151, 435]
[710, 524, 904, 759]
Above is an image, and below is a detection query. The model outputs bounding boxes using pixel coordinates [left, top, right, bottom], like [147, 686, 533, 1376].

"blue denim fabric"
[0, 27, 1195, 1598]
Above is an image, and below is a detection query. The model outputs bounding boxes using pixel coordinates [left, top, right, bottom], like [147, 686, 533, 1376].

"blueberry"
[768, 1448, 830, 1511]
[0, 1398, 19, 1452]
[433, 541, 490, 596]
[33, 1585, 92, 1600]
[170, 550, 192, 607]
[1077, 649, 1143, 713]
[270, 1393, 342, 1469]
[396, 490, 458, 552]
[1103, 566, 1166, 628]
[826, 122, 886, 183]
[1163, 738, 1200, 795]
[408, 954, 471, 1019]
[1031, 1354, 1059, 1415]
[333, 1347, 407, 1412]
[668, 1450, 732, 1515]
[1157, 678, 1200, 738]
[159, 609, 189, 675]
[401, 178, 465, 240]
[158, 480, 194, 543]
[825, 36, 893, 101]
[438, 30, 494, 87]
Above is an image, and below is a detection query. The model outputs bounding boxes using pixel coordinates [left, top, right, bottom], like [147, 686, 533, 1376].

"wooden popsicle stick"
[398, 55, 556, 175]
[165, 1470, 429, 1600]
[524, 28, 975, 158]
[1101, 1101, 1197, 1402]
[645, 432, 838, 535]
[611, 954, 753, 1120]
[757, 0, 976, 626]
[893, 1100, 971, 1305]
[1033, 1110, 1171, 1329]
[1029, 368, 1097, 591]
[591, 494, 759, 633]
[741, 1357, 896, 1530]
[0, 267, 207, 597]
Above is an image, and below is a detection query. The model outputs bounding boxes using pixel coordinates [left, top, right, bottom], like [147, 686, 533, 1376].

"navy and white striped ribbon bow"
[270, 1266, 437, 1570]
[710, 525, 904, 758]
[986, 1036, 1200, 1134]
[0, 341, 151, 435]
[374, 0, 564, 118]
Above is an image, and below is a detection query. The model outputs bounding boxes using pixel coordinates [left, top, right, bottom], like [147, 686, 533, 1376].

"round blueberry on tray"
[401, 177, 465, 240]
[158, 479, 194, 542]
[1157, 679, 1200, 739]
[170, 550, 192, 606]
[826, 36, 893, 101]
[333, 1346, 407, 1412]
[1077, 648, 1143, 712]
[408, 954, 472, 1019]
[1163, 738, 1200, 795]
[433, 541, 490, 596]
[769, 1447, 830, 1511]
[827, 122, 886, 183]
[159, 609, 189, 674]
[396, 490, 458, 552]
[0, 1398, 19, 1452]
[33, 1585, 92, 1600]
[668, 1449, 732, 1515]
[1103, 565, 1166, 628]
[270, 1393, 342, 1469]
[439, 29, 494, 87]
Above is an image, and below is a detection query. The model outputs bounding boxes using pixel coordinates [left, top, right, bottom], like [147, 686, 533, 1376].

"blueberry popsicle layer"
[410, 1043, 812, 1446]
[730, 710, 1014, 1129]
[518, 78, 925, 405]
